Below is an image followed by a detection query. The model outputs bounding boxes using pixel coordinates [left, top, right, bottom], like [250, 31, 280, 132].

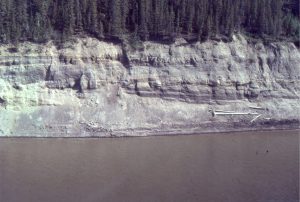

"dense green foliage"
[0, 0, 299, 44]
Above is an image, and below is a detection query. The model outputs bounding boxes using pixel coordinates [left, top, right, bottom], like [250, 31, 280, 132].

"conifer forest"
[0, 0, 299, 44]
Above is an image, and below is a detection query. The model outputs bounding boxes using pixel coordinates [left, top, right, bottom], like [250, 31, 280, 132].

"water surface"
[0, 130, 299, 202]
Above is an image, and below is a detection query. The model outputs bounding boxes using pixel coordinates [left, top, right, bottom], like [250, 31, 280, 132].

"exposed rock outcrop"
[0, 35, 299, 137]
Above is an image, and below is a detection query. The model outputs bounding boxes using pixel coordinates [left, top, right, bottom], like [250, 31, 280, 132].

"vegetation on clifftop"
[0, 0, 299, 44]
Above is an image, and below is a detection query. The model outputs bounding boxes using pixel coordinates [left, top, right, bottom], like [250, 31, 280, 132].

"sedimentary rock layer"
[0, 35, 299, 137]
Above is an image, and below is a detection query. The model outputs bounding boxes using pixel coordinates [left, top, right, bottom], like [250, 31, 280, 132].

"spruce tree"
[108, 0, 122, 37]
[74, 0, 83, 33]
[137, 0, 148, 40]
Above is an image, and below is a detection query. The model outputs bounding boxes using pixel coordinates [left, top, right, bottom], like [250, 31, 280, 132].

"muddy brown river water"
[0, 130, 299, 202]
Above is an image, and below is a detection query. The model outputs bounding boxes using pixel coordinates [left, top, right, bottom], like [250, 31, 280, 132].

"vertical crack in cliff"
[45, 66, 53, 81]
[45, 50, 54, 81]
[258, 57, 264, 74]
[121, 43, 132, 69]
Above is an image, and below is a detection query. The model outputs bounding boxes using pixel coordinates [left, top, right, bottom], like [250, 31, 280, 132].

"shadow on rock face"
[0, 97, 6, 106]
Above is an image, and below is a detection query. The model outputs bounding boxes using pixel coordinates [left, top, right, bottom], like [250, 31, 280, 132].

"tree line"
[0, 0, 299, 44]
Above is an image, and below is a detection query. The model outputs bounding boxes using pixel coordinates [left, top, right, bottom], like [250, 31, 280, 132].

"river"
[0, 130, 299, 202]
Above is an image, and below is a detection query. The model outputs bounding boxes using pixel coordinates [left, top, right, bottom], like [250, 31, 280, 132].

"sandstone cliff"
[0, 35, 299, 137]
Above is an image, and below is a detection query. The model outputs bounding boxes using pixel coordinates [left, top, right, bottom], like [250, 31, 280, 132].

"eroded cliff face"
[0, 35, 299, 137]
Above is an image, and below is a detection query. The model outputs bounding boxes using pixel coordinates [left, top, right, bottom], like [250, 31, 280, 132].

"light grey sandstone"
[0, 35, 299, 137]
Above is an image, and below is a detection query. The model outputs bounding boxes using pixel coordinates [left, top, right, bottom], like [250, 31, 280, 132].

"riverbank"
[0, 35, 299, 137]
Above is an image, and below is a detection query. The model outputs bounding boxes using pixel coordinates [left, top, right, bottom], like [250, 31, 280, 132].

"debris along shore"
[209, 106, 270, 123]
